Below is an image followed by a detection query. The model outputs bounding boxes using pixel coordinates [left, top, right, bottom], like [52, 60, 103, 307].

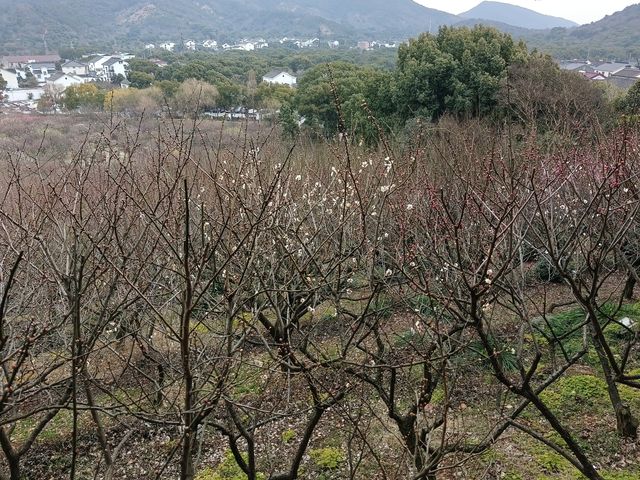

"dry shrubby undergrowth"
[0, 111, 639, 480]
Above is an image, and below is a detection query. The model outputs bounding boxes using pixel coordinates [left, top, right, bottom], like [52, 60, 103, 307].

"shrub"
[281, 429, 296, 443]
[534, 258, 563, 284]
[309, 447, 345, 470]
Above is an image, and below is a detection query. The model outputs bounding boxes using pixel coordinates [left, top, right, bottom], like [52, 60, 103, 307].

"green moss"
[197, 451, 265, 480]
[309, 447, 345, 470]
[318, 304, 338, 321]
[281, 428, 296, 443]
[540, 374, 608, 414]
[232, 360, 267, 396]
[529, 444, 576, 477]
[12, 409, 84, 445]
[190, 320, 211, 335]
[602, 471, 640, 480]
[430, 386, 445, 404]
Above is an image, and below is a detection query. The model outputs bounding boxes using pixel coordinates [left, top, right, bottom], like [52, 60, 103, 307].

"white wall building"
[262, 70, 297, 87]
[61, 61, 88, 76]
[46, 72, 85, 90]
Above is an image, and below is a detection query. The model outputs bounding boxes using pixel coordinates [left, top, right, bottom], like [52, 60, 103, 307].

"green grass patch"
[196, 450, 265, 480]
[309, 447, 345, 470]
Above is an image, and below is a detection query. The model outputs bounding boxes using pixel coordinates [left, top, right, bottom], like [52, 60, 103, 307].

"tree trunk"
[593, 336, 638, 438]
[0, 429, 21, 480]
[180, 428, 195, 480]
[623, 274, 636, 300]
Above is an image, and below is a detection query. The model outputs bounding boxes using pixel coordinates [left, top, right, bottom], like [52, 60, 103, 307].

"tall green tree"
[294, 61, 394, 144]
[129, 71, 154, 89]
[395, 25, 529, 121]
[62, 83, 105, 111]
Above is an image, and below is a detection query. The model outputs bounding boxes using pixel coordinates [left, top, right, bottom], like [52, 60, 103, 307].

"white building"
[87, 55, 111, 74]
[26, 62, 56, 83]
[85, 55, 129, 81]
[231, 42, 255, 51]
[262, 70, 297, 87]
[61, 60, 88, 76]
[184, 40, 196, 51]
[102, 57, 128, 81]
[593, 62, 630, 78]
[46, 72, 85, 90]
[202, 40, 218, 49]
[160, 42, 176, 52]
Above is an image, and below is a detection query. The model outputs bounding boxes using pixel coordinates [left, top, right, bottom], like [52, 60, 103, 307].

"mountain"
[460, 1, 577, 30]
[0, 0, 459, 53]
[452, 18, 532, 38]
[522, 3, 640, 59]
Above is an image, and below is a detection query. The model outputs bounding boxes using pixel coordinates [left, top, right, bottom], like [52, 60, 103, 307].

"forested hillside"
[2, 0, 638, 59]
[0, 0, 458, 53]
[522, 3, 640, 59]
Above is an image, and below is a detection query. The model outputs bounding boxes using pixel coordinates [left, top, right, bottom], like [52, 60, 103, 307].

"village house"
[0, 54, 61, 69]
[23, 62, 57, 83]
[85, 55, 129, 82]
[592, 62, 630, 78]
[262, 70, 297, 87]
[46, 72, 85, 90]
[202, 40, 218, 49]
[581, 72, 606, 81]
[102, 57, 128, 81]
[296, 38, 318, 48]
[558, 60, 640, 89]
[230, 42, 255, 51]
[559, 61, 590, 72]
[160, 42, 176, 51]
[87, 55, 111, 74]
[607, 67, 640, 89]
[184, 40, 197, 51]
[149, 58, 169, 68]
[61, 60, 88, 76]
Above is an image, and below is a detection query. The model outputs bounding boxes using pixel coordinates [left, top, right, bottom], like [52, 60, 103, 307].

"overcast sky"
[414, 0, 638, 25]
